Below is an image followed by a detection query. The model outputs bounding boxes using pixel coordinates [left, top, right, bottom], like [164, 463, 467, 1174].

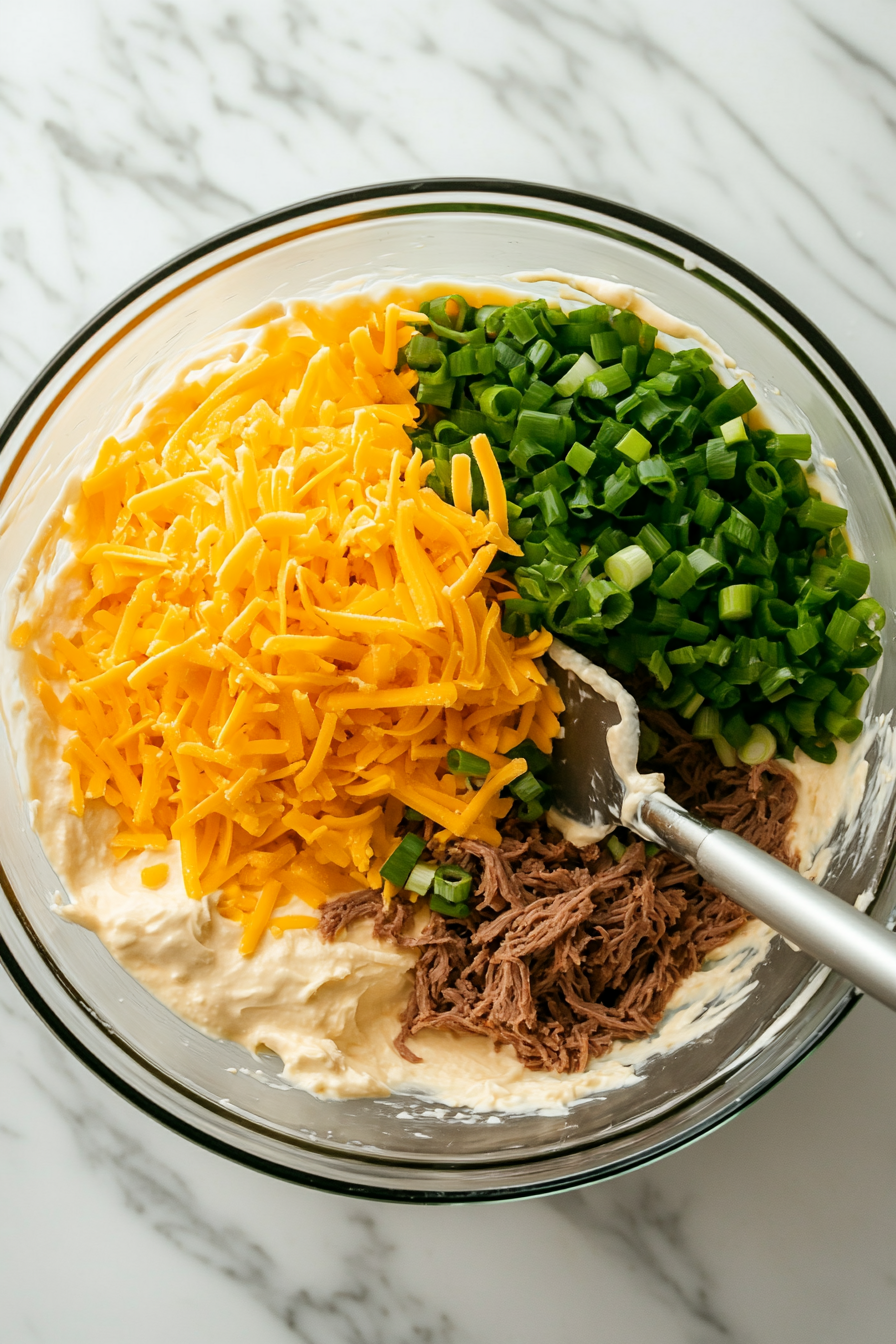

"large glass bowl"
[1, 180, 894, 1203]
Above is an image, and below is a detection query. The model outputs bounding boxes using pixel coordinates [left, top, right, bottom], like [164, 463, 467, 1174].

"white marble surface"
[2, 1, 896, 1339]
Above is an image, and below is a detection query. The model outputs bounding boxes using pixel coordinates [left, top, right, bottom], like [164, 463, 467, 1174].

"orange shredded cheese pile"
[32, 299, 562, 949]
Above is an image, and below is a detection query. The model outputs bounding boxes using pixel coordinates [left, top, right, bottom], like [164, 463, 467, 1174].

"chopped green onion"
[526, 339, 554, 373]
[404, 807, 425, 822]
[745, 461, 783, 503]
[606, 544, 653, 591]
[585, 578, 634, 627]
[833, 557, 870, 602]
[639, 323, 657, 355]
[719, 584, 758, 621]
[758, 666, 794, 699]
[705, 634, 734, 665]
[636, 455, 676, 497]
[822, 711, 863, 743]
[448, 346, 480, 378]
[713, 735, 738, 767]
[798, 737, 837, 765]
[840, 672, 869, 702]
[636, 523, 671, 563]
[446, 748, 490, 777]
[583, 364, 633, 398]
[509, 738, 552, 775]
[405, 334, 444, 370]
[785, 697, 817, 737]
[569, 302, 611, 324]
[494, 339, 527, 372]
[405, 863, 437, 897]
[678, 617, 711, 642]
[693, 490, 725, 530]
[416, 376, 456, 409]
[849, 596, 886, 631]
[768, 433, 811, 461]
[566, 441, 596, 475]
[590, 330, 623, 364]
[532, 462, 574, 494]
[533, 483, 568, 526]
[504, 306, 539, 345]
[681, 692, 705, 719]
[480, 385, 522, 422]
[602, 464, 641, 516]
[755, 598, 797, 636]
[433, 865, 473, 904]
[509, 438, 553, 476]
[719, 507, 759, 552]
[428, 294, 472, 333]
[800, 673, 836, 702]
[407, 295, 877, 765]
[646, 650, 673, 690]
[380, 833, 427, 887]
[476, 346, 497, 375]
[509, 770, 544, 803]
[516, 799, 545, 823]
[679, 448, 707, 477]
[667, 644, 699, 666]
[621, 345, 639, 378]
[553, 351, 599, 397]
[797, 498, 849, 531]
[568, 478, 599, 518]
[638, 725, 661, 760]
[652, 552, 697, 600]
[611, 309, 641, 344]
[646, 349, 673, 376]
[606, 834, 628, 863]
[703, 379, 758, 426]
[510, 409, 566, 453]
[520, 379, 555, 412]
[722, 712, 752, 750]
[825, 607, 860, 652]
[737, 724, 777, 765]
[585, 357, 634, 397]
[687, 547, 727, 590]
[720, 417, 748, 445]
[785, 617, 821, 659]
[692, 705, 722, 739]
[825, 688, 853, 716]
[596, 525, 629, 560]
[429, 894, 471, 918]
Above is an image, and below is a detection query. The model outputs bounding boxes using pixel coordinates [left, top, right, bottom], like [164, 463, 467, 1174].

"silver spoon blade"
[549, 661, 626, 831]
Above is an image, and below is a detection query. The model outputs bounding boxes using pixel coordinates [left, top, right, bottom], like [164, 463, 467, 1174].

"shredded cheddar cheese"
[30, 300, 561, 954]
[140, 863, 169, 889]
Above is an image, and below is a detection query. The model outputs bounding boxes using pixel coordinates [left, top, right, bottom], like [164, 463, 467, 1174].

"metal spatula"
[549, 654, 896, 1012]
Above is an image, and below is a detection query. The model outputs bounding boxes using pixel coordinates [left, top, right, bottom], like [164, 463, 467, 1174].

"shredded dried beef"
[319, 714, 797, 1074]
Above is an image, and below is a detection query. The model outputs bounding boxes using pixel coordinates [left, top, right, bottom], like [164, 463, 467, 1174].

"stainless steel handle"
[637, 793, 896, 1011]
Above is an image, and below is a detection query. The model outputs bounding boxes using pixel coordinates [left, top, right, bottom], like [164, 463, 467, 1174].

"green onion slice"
[405, 863, 437, 897]
[605, 544, 653, 591]
[433, 865, 473, 904]
[380, 833, 426, 888]
[446, 748, 490, 777]
[737, 724, 777, 765]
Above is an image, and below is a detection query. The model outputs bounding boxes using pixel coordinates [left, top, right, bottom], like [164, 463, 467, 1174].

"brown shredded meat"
[318, 711, 797, 1074]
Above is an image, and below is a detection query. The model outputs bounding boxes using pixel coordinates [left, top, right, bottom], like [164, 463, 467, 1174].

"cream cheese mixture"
[0, 273, 886, 1113]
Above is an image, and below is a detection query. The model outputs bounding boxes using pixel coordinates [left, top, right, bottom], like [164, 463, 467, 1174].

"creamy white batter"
[0, 274, 884, 1114]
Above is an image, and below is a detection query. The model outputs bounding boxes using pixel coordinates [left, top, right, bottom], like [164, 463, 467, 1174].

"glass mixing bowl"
[1, 180, 895, 1203]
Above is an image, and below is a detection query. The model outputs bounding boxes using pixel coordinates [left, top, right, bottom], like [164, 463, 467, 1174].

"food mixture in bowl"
[1, 274, 885, 1112]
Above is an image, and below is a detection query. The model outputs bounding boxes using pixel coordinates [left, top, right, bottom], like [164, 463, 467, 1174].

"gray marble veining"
[1, 2, 896, 1340]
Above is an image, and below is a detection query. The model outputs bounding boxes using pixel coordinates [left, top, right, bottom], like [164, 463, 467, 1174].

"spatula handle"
[638, 793, 896, 1011]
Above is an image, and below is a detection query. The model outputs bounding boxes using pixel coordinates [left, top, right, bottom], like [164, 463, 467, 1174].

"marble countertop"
[2, 2, 896, 1339]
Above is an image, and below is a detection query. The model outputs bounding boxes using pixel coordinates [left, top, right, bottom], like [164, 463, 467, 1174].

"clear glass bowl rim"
[1, 176, 894, 1204]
